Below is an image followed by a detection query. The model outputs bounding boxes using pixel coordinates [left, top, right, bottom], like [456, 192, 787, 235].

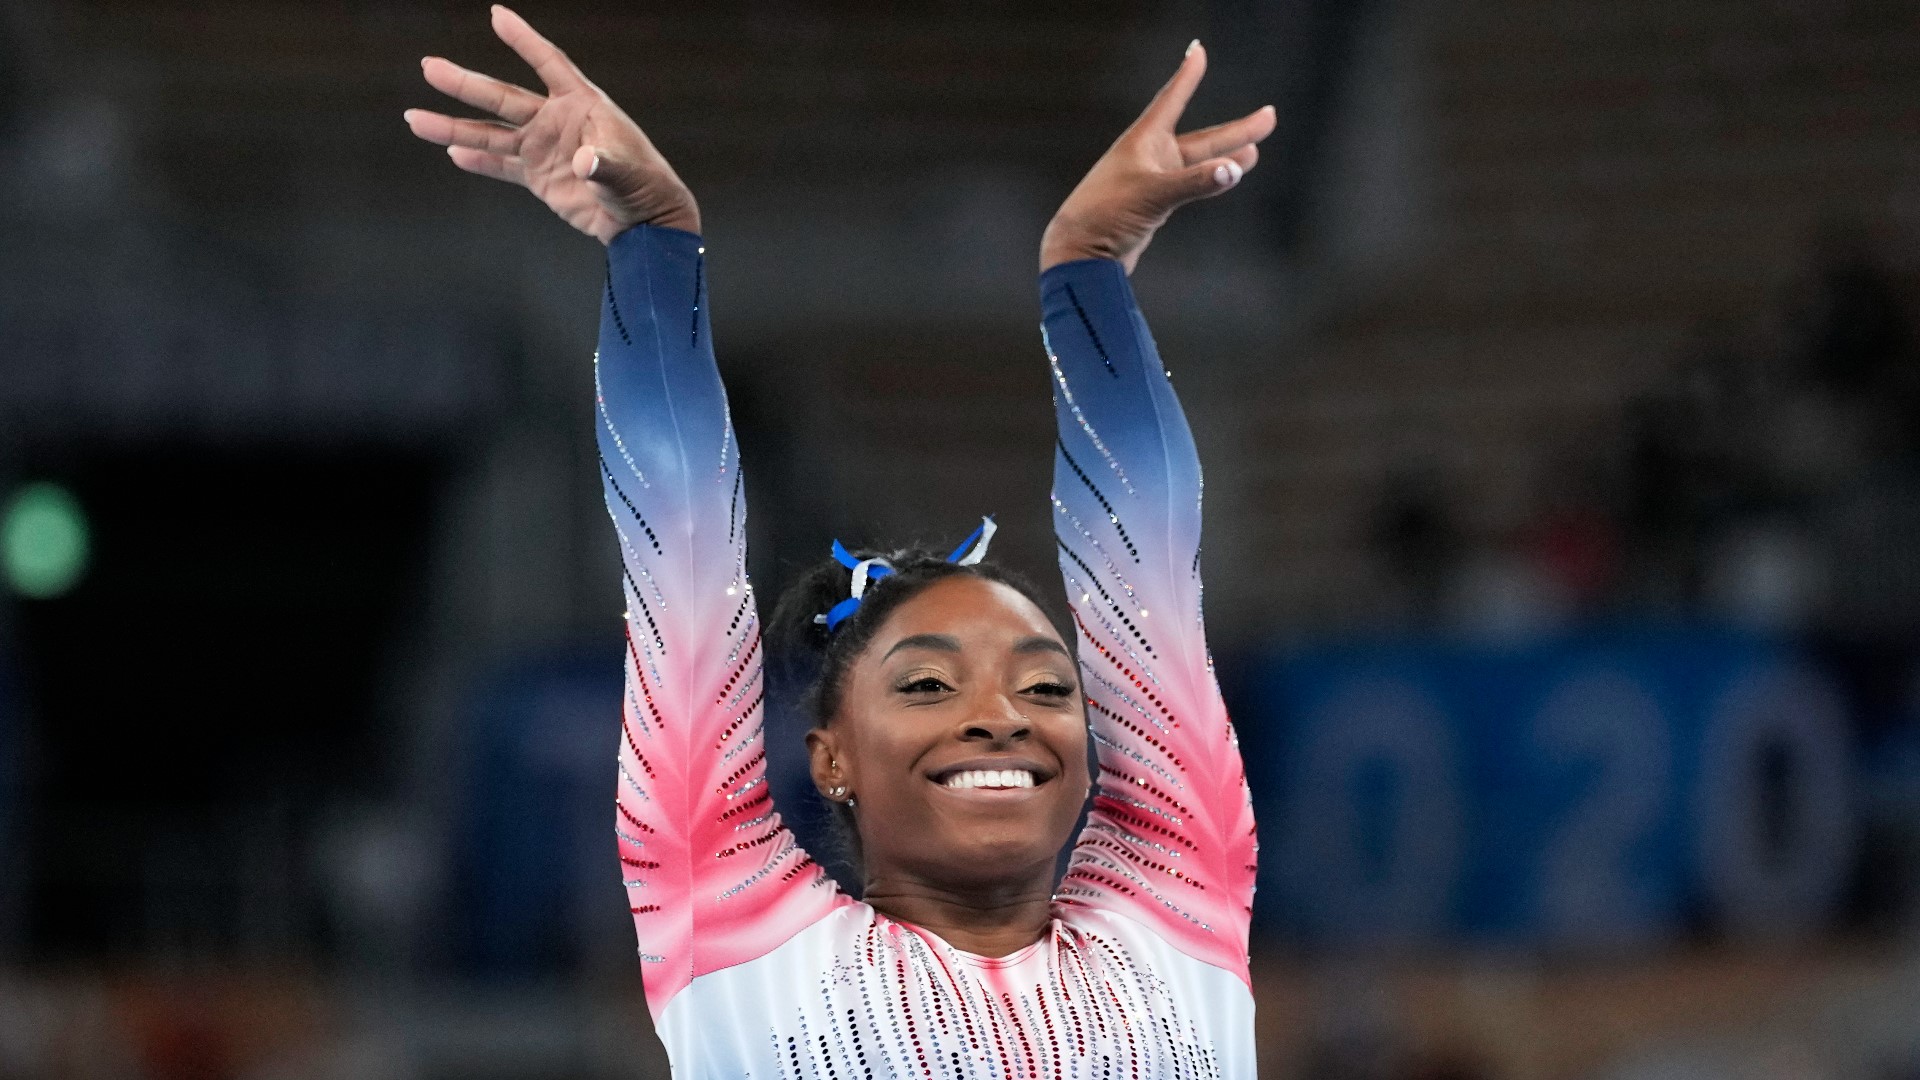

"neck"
[862, 867, 1055, 958]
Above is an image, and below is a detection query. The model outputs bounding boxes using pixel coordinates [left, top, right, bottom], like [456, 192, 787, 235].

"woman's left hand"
[1040, 43, 1274, 275]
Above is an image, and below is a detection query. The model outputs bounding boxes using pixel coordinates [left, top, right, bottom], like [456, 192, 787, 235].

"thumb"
[1157, 156, 1244, 210]
[571, 144, 644, 193]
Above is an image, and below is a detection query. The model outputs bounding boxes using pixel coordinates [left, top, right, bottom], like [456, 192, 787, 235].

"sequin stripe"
[714, 748, 765, 796]
[1059, 557, 1156, 667]
[726, 662, 764, 710]
[622, 568, 665, 653]
[617, 799, 654, 834]
[1086, 699, 1183, 776]
[1078, 821, 1202, 887]
[1075, 600, 1164, 698]
[617, 760, 650, 800]
[729, 810, 773, 833]
[1057, 864, 1138, 899]
[976, 973, 1016, 1080]
[1081, 663, 1168, 737]
[776, 848, 815, 884]
[1062, 282, 1117, 378]
[814, 1032, 840, 1080]
[1086, 937, 1153, 1077]
[1051, 497, 1140, 603]
[715, 830, 798, 900]
[630, 904, 660, 914]
[1046, 340, 1134, 496]
[594, 369, 650, 489]
[1074, 842, 1214, 933]
[602, 274, 632, 346]
[1093, 795, 1196, 852]
[1060, 941, 1110, 1044]
[1001, 992, 1040, 1078]
[1074, 610, 1175, 719]
[723, 591, 753, 639]
[900, 942, 964, 1080]
[622, 627, 668, 732]
[690, 251, 705, 348]
[821, 992, 858, 1080]
[715, 630, 760, 705]
[1090, 729, 1183, 793]
[1020, 989, 1062, 1079]
[1099, 785, 1186, 829]
[727, 463, 744, 542]
[621, 712, 657, 781]
[600, 458, 664, 555]
[1057, 442, 1138, 561]
[894, 947, 937, 1078]
[714, 826, 782, 859]
[1097, 762, 1193, 820]
[1057, 549, 1130, 637]
[719, 720, 764, 764]
[725, 606, 758, 666]
[1052, 955, 1089, 1057]
[713, 694, 758, 750]
[718, 788, 770, 821]
[621, 853, 660, 870]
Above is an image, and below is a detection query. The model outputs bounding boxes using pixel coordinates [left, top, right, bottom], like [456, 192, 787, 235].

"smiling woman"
[409, 7, 1272, 1076]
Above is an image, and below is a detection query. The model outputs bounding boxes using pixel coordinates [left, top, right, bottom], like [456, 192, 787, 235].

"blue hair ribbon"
[817, 516, 996, 631]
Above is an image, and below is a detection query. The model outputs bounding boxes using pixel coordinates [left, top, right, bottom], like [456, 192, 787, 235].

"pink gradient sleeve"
[595, 225, 847, 1017]
[1040, 258, 1258, 985]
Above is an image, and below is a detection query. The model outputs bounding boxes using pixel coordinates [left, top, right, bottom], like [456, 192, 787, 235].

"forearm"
[599, 225, 833, 1014]
[1044, 259, 1256, 968]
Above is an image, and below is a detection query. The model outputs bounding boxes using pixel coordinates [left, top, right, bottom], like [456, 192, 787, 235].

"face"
[808, 575, 1091, 890]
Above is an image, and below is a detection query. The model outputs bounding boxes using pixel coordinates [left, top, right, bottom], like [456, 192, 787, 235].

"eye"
[1022, 680, 1076, 698]
[896, 675, 955, 695]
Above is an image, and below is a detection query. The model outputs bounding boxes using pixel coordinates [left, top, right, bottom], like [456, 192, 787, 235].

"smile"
[941, 768, 1037, 790]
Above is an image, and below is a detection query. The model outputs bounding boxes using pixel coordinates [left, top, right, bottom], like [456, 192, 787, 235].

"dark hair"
[765, 542, 1061, 871]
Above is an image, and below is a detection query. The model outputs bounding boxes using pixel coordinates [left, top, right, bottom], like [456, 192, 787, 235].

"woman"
[407, 7, 1274, 1075]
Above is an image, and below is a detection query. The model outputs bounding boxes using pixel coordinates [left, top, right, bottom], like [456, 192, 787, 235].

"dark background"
[2, 0, 1920, 1076]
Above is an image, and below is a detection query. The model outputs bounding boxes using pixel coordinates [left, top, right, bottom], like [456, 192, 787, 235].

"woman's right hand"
[406, 5, 699, 243]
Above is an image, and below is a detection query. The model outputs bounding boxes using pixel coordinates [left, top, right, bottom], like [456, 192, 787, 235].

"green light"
[2, 482, 90, 599]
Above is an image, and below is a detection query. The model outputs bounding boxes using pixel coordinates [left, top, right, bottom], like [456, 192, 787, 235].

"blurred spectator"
[1370, 463, 1464, 624]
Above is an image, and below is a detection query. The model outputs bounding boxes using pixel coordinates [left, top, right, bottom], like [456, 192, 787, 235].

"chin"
[927, 816, 1072, 882]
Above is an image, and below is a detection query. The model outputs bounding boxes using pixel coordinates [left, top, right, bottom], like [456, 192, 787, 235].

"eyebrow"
[880, 634, 1071, 662]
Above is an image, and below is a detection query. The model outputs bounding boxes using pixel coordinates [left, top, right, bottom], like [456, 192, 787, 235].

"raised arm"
[1043, 43, 1273, 984]
[409, 9, 839, 1018]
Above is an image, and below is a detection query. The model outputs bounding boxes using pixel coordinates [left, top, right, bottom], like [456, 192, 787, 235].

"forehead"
[873, 575, 1061, 645]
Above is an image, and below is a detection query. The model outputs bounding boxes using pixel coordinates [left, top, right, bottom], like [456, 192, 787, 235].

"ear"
[805, 727, 844, 796]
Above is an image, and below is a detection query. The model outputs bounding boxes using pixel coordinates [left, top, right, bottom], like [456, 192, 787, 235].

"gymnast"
[407, 7, 1274, 1074]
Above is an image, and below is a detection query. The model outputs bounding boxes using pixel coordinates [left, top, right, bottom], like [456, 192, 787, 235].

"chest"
[704, 915, 1242, 1079]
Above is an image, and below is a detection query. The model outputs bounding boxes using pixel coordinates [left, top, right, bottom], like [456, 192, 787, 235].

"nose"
[962, 699, 1030, 744]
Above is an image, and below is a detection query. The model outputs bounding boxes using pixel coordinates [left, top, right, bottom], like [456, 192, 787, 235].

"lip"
[926, 756, 1058, 790]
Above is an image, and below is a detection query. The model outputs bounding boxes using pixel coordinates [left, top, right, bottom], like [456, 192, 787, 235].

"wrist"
[1039, 219, 1114, 273]
[654, 196, 701, 235]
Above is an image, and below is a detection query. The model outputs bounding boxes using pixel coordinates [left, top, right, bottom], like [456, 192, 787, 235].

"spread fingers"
[404, 109, 521, 155]
[421, 56, 543, 125]
[1177, 106, 1276, 167]
[446, 146, 527, 186]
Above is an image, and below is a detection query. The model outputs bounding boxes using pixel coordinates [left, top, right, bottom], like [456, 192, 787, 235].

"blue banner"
[1239, 628, 1858, 949]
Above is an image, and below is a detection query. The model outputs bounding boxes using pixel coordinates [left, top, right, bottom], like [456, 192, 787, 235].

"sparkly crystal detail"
[1046, 333, 1134, 496]
[752, 917, 1227, 1078]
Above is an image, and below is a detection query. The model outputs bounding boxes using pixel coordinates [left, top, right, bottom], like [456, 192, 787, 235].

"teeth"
[941, 768, 1036, 790]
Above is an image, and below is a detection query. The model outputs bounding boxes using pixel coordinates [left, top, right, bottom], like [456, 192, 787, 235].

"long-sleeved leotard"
[598, 225, 1256, 1078]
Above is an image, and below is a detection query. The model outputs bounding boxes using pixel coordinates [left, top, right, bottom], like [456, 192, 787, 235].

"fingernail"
[1214, 160, 1241, 187]
[1186, 39, 1200, 57]
[586, 151, 601, 177]
[402, 109, 415, 125]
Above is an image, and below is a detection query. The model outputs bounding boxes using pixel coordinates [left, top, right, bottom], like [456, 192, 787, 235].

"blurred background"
[2, 0, 1919, 1075]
